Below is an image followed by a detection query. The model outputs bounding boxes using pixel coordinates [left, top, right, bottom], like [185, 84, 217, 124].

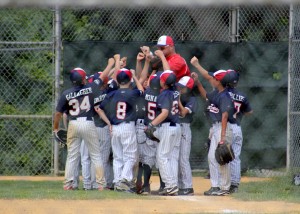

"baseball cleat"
[229, 185, 238, 193]
[140, 185, 151, 195]
[204, 187, 220, 196]
[178, 188, 194, 196]
[213, 189, 230, 196]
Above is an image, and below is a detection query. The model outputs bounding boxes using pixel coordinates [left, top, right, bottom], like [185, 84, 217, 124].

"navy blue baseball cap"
[116, 68, 132, 85]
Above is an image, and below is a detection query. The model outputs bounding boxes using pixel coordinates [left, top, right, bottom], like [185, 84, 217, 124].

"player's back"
[59, 83, 97, 120]
[102, 88, 142, 125]
[227, 87, 252, 125]
[156, 88, 180, 124]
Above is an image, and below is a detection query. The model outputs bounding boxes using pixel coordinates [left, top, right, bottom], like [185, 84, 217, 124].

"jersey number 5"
[69, 96, 91, 116]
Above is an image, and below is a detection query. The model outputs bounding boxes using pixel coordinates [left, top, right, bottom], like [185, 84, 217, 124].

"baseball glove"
[215, 142, 235, 165]
[144, 123, 160, 142]
[53, 129, 67, 147]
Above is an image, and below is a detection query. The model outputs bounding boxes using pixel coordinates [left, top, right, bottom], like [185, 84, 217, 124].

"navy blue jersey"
[135, 96, 146, 120]
[56, 79, 103, 120]
[227, 87, 252, 125]
[93, 85, 118, 127]
[144, 87, 160, 125]
[206, 89, 236, 124]
[100, 88, 143, 125]
[179, 94, 198, 123]
[156, 88, 180, 124]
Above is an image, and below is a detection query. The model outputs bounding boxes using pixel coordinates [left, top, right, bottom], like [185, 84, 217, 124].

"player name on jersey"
[94, 94, 107, 104]
[228, 92, 245, 102]
[66, 87, 92, 100]
[145, 94, 157, 102]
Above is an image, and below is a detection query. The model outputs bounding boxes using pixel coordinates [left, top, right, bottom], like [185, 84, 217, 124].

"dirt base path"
[0, 176, 299, 214]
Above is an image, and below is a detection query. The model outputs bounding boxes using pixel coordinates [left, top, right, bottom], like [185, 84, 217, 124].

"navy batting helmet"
[70, 68, 86, 86]
[227, 69, 239, 87]
[116, 68, 132, 85]
[149, 74, 161, 91]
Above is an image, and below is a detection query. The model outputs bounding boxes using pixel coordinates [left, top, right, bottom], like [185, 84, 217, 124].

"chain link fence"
[0, 9, 54, 175]
[0, 5, 293, 176]
[288, 4, 300, 173]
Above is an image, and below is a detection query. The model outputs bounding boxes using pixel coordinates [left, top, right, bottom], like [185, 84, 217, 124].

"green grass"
[232, 175, 300, 203]
[0, 180, 149, 200]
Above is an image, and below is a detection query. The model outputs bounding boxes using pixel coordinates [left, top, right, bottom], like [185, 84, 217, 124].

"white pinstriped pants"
[65, 120, 105, 187]
[178, 123, 193, 189]
[136, 120, 157, 168]
[230, 124, 243, 186]
[155, 123, 181, 189]
[80, 125, 114, 189]
[111, 122, 138, 184]
[208, 122, 232, 191]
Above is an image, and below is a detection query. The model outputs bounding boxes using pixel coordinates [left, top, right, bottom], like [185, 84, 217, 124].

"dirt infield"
[0, 176, 299, 214]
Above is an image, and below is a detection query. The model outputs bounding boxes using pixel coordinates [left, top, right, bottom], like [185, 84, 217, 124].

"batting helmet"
[160, 70, 176, 87]
[116, 68, 132, 85]
[227, 69, 240, 88]
[70, 68, 86, 86]
[149, 74, 161, 91]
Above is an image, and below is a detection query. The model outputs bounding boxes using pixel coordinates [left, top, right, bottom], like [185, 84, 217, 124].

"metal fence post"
[54, 5, 62, 176]
[230, 6, 239, 43]
[287, 4, 293, 172]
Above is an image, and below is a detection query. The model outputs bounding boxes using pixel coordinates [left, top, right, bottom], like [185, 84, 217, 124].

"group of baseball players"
[53, 35, 252, 196]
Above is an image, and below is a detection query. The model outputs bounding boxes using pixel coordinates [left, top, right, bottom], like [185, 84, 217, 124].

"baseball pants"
[155, 123, 181, 189]
[65, 119, 105, 188]
[178, 123, 193, 189]
[208, 122, 233, 191]
[111, 122, 138, 184]
[229, 124, 243, 186]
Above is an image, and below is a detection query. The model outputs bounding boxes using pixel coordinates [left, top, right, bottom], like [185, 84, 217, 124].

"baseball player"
[98, 68, 144, 193]
[135, 53, 162, 195]
[226, 70, 253, 193]
[190, 57, 237, 196]
[53, 57, 115, 190]
[176, 76, 198, 196]
[144, 49, 181, 196]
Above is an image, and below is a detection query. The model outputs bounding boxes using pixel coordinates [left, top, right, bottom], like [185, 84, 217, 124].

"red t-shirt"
[166, 53, 191, 81]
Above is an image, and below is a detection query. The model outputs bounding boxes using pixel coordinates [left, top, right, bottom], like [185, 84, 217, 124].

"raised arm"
[190, 56, 214, 85]
[136, 52, 145, 79]
[100, 57, 115, 82]
[155, 50, 170, 71]
[138, 53, 151, 85]
[191, 72, 207, 99]
[131, 69, 144, 93]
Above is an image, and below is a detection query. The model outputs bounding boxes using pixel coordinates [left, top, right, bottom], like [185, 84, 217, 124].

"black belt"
[70, 117, 93, 121]
[158, 122, 177, 127]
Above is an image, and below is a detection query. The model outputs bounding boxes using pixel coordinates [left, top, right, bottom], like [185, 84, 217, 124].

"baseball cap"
[70, 68, 86, 85]
[149, 73, 161, 91]
[157, 35, 174, 46]
[116, 68, 132, 85]
[208, 70, 229, 81]
[176, 76, 195, 90]
[160, 70, 176, 86]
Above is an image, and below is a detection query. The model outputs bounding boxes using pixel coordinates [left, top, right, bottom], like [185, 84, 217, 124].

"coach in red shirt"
[156, 35, 191, 81]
